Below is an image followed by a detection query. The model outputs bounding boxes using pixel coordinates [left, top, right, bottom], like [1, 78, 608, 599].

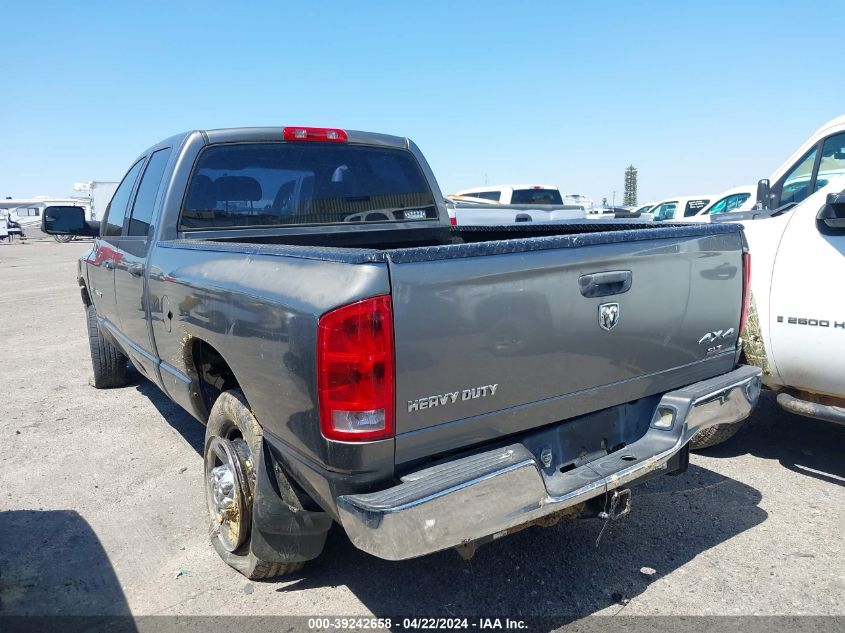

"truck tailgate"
[388, 227, 744, 463]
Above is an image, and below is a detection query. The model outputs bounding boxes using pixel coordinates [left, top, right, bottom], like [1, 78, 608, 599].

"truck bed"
[157, 221, 745, 467]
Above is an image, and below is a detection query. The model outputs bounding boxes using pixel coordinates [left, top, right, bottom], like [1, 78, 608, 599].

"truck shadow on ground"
[124, 367, 775, 623]
[277, 463, 765, 622]
[699, 391, 844, 487]
[131, 368, 205, 455]
[0, 510, 136, 629]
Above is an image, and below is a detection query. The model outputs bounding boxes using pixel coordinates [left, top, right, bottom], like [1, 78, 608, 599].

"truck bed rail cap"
[388, 222, 743, 264]
[159, 239, 387, 264]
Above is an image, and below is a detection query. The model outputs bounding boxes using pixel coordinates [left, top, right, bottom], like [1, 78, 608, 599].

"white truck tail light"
[317, 295, 395, 441]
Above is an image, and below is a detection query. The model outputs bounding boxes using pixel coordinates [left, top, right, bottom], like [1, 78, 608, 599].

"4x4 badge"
[599, 303, 620, 331]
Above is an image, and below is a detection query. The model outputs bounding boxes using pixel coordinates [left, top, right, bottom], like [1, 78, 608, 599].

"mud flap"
[249, 440, 333, 564]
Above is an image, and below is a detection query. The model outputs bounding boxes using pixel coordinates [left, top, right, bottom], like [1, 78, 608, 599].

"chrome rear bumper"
[337, 365, 762, 560]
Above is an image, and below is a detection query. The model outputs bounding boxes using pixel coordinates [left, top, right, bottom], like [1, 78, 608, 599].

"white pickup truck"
[447, 184, 587, 225]
[696, 116, 845, 447]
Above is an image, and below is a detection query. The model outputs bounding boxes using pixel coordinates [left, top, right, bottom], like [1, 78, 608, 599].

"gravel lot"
[1, 240, 843, 620]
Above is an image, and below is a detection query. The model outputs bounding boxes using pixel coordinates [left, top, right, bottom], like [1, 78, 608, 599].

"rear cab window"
[510, 188, 563, 205]
[180, 142, 437, 229]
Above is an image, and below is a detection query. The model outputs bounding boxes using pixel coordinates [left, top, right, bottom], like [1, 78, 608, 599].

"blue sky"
[1, 0, 843, 203]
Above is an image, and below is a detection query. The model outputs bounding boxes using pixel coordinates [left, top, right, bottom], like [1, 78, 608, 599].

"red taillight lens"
[283, 127, 348, 142]
[449, 215, 457, 226]
[740, 251, 752, 333]
[317, 295, 394, 441]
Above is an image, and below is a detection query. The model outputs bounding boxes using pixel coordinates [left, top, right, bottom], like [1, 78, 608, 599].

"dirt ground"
[1, 239, 842, 621]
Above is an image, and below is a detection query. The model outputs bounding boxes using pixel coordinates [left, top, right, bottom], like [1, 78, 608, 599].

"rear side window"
[180, 143, 436, 229]
[709, 193, 751, 214]
[128, 147, 172, 236]
[103, 159, 145, 237]
[473, 191, 502, 201]
[510, 188, 563, 205]
[684, 199, 710, 216]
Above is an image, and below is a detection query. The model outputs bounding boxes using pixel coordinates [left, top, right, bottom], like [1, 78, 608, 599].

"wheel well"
[190, 339, 240, 416]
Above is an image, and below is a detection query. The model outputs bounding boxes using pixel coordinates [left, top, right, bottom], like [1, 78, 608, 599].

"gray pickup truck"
[44, 126, 762, 580]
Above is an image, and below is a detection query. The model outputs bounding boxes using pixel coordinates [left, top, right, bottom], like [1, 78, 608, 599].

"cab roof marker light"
[283, 127, 348, 143]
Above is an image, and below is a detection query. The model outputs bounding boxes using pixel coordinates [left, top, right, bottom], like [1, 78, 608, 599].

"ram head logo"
[599, 303, 620, 331]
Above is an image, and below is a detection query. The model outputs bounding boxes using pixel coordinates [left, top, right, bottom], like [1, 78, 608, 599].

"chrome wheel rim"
[205, 435, 252, 552]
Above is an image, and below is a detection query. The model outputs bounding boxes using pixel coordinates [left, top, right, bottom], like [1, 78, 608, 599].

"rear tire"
[204, 389, 306, 579]
[690, 419, 746, 450]
[86, 304, 128, 388]
[53, 234, 75, 243]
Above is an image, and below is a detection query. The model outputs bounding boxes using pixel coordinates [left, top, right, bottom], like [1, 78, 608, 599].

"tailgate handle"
[579, 270, 632, 298]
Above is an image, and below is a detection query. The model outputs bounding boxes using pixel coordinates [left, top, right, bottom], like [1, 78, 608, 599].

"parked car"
[756, 115, 845, 211]
[650, 195, 715, 222]
[43, 125, 761, 580]
[739, 177, 845, 428]
[697, 118, 845, 442]
[0, 212, 25, 241]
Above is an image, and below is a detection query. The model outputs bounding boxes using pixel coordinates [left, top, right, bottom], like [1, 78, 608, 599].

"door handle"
[127, 263, 145, 277]
[578, 270, 633, 298]
[103, 260, 114, 270]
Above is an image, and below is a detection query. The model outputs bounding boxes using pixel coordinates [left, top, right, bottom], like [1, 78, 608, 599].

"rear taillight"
[449, 215, 457, 226]
[740, 251, 752, 333]
[283, 127, 348, 142]
[317, 295, 394, 441]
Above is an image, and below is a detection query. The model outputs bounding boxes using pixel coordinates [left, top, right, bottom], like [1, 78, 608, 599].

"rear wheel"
[86, 304, 128, 388]
[690, 419, 747, 450]
[53, 234, 75, 243]
[204, 389, 305, 579]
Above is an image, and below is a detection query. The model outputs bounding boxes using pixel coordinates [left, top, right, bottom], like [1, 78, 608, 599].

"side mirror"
[756, 178, 772, 210]
[817, 191, 845, 229]
[42, 206, 98, 236]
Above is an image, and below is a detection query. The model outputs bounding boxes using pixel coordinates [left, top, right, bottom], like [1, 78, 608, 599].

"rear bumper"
[337, 365, 762, 560]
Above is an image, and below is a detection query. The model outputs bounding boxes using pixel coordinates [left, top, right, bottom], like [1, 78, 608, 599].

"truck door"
[769, 135, 845, 397]
[88, 158, 145, 333]
[114, 147, 172, 383]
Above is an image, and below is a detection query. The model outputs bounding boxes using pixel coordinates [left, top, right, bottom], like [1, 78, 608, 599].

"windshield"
[180, 142, 436, 229]
[510, 188, 563, 205]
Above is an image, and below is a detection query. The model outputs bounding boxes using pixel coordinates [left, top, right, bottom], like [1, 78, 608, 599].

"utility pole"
[624, 165, 638, 207]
